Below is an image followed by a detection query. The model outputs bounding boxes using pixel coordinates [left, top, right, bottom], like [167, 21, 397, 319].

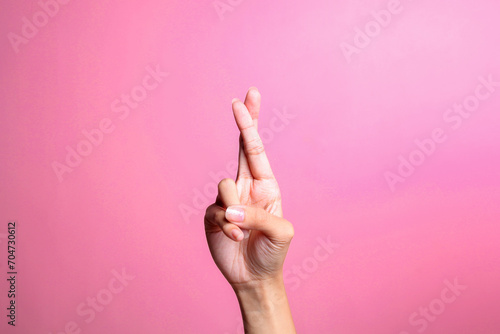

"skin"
[204, 87, 296, 333]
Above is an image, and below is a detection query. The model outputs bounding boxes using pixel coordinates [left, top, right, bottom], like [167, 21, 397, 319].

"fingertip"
[232, 98, 239, 104]
[231, 228, 244, 241]
[231, 100, 253, 129]
[246, 87, 260, 101]
[222, 222, 243, 241]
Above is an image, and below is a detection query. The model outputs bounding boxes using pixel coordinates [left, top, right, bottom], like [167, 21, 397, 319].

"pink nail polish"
[226, 206, 245, 222]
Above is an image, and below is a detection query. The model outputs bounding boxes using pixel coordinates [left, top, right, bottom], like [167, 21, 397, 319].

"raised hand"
[204, 87, 294, 287]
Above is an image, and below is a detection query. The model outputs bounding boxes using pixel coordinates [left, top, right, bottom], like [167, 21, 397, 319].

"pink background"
[1, 0, 499, 333]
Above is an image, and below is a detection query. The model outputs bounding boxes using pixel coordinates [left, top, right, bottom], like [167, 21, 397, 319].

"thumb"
[225, 205, 294, 242]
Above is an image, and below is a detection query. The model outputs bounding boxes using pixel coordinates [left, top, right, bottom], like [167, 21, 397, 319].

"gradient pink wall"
[1, 0, 499, 333]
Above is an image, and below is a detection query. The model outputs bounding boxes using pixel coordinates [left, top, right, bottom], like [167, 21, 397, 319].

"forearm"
[232, 276, 296, 334]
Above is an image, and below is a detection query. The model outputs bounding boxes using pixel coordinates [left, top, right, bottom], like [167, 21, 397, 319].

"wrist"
[232, 275, 296, 334]
[231, 274, 284, 294]
[232, 276, 286, 313]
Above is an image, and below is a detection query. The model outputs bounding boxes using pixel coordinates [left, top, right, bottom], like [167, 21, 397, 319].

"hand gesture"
[204, 87, 294, 287]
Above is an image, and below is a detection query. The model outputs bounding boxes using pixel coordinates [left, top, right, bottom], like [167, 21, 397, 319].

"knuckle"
[218, 178, 234, 192]
[245, 138, 265, 156]
[215, 209, 226, 224]
[204, 206, 216, 230]
[284, 223, 295, 240]
[239, 122, 254, 131]
[204, 204, 213, 217]
[280, 219, 294, 240]
[204, 205, 216, 221]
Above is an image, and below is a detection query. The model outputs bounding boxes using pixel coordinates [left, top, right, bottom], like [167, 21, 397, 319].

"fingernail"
[226, 206, 245, 222]
[240, 228, 250, 239]
[232, 229, 243, 241]
[232, 98, 239, 104]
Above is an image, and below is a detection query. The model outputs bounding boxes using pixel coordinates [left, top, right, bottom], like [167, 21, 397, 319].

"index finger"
[232, 99, 274, 180]
[236, 88, 261, 180]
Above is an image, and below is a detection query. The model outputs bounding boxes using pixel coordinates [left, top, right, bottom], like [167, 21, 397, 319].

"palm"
[236, 175, 281, 214]
[206, 89, 287, 285]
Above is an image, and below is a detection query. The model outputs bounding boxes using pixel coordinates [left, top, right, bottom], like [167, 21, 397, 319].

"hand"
[204, 87, 296, 333]
[204, 87, 295, 287]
